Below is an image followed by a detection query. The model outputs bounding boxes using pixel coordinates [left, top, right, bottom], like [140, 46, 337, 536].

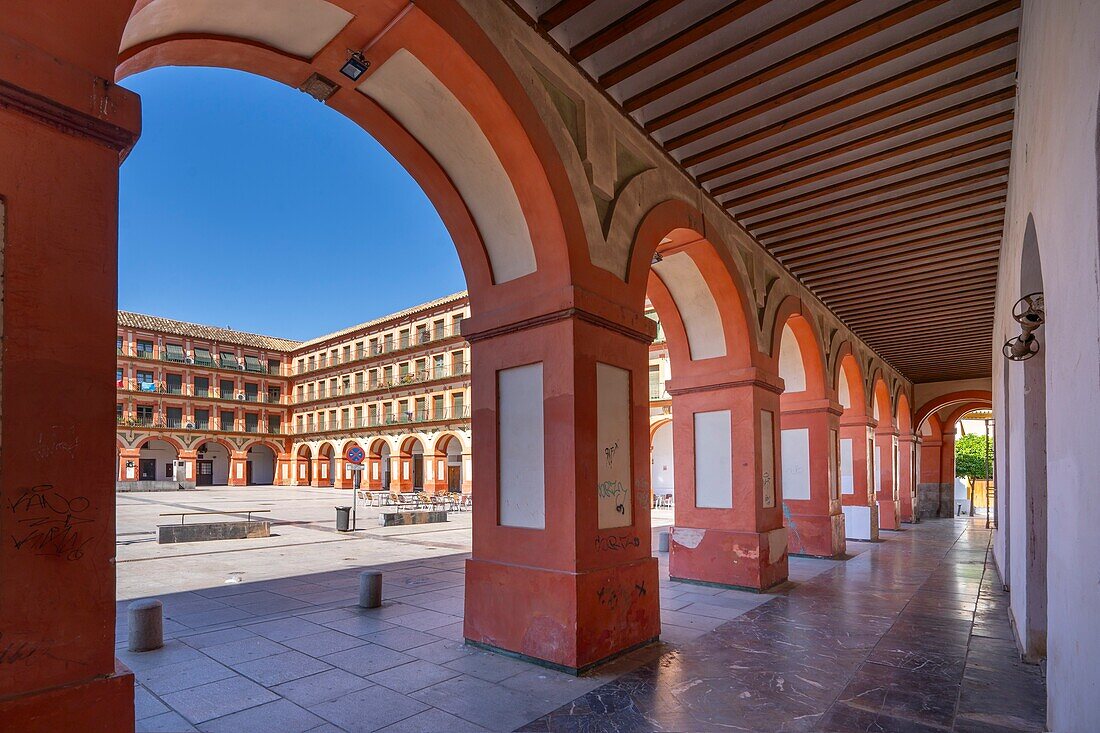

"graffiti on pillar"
[0, 632, 38, 665]
[596, 363, 633, 528]
[595, 533, 639, 552]
[5, 484, 94, 561]
[761, 410, 776, 508]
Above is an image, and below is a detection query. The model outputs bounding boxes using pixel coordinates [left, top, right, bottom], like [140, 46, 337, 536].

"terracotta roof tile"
[117, 311, 300, 352]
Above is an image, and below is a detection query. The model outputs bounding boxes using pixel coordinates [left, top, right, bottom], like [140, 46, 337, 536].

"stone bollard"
[128, 599, 164, 652]
[657, 531, 670, 553]
[358, 571, 382, 609]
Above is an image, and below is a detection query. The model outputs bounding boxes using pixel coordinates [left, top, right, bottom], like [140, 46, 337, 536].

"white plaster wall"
[778, 324, 807, 393]
[651, 421, 675, 495]
[780, 428, 811, 501]
[139, 441, 177, 481]
[694, 410, 732, 509]
[498, 363, 545, 528]
[913, 378, 993, 413]
[840, 438, 854, 494]
[993, 1, 1100, 728]
[651, 253, 727, 360]
[248, 447, 276, 485]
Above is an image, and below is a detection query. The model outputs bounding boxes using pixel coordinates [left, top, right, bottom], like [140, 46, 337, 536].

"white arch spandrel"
[652, 252, 726, 360]
[778, 324, 807, 392]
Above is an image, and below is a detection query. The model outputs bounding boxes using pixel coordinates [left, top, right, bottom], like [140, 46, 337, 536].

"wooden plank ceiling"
[517, 0, 1018, 382]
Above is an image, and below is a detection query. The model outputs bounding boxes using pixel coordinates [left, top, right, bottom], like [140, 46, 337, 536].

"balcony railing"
[119, 379, 285, 404]
[292, 364, 470, 405]
[117, 414, 284, 434]
[118, 345, 284, 375]
[293, 324, 465, 376]
[295, 406, 471, 435]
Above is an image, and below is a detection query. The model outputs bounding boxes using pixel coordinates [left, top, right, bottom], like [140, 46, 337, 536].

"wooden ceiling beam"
[730, 133, 1012, 217]
[539, 0, 597, 30]
[780, 219, 1004, 268]
[716, 110, 1012, 203]
[770, 197, 1006, 253]
[808, 249, 1001, 291]
[572, 0, 685, 60]
[623, 0, 859, 112]
[742, 151, 1010, 222]
[828, 281, 996, 313]
[697, 63, 1015, 184]
[705, 85, 1014, 191]
[599, 0, 770, 87]
[756, 176, 1007, 240]
[667, 11, 1018, 149]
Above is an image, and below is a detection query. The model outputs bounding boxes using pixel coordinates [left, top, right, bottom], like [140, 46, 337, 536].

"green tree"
[955, 433, 993, 515]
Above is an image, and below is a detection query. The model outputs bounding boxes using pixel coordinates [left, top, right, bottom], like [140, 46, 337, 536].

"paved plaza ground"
[116, 487, 1044, 733]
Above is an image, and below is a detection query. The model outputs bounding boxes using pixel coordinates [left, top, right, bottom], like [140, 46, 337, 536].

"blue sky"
[118, 67, 465, 341]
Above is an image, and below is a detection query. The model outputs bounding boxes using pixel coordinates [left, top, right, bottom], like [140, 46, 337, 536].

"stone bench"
[378, 510, 447, 527]
[157, 511, 272, 544]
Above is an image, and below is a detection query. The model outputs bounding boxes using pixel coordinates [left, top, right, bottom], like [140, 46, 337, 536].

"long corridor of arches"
[1, 1, 1098, 731]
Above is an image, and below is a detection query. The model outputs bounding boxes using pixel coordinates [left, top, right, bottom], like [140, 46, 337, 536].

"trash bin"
[335, 506, 352, 532]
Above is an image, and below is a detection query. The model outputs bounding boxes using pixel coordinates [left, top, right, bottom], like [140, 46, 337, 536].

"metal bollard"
[128, 599, 164, 652]
[658, 531, 670, 553]
[358, 571, 382, 609]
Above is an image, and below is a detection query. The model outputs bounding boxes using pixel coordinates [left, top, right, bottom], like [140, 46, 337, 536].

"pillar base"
[0, 661, 134, 733]
[784, 510, 846, 558]
[668, 526, 788, 591]
[463, 556, 660, 672]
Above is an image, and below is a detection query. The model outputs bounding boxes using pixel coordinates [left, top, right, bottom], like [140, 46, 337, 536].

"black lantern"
[340, 51, 370, 81]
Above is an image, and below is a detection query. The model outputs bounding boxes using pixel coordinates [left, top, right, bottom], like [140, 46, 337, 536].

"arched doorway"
[196, 441, 230, 486]
[649, 419, 674, 505]
[836, 348, 876, 540]
[295, 444, 313, 486]
[317, 443, 335, 488]
[137, 438, 179, 482]
[399, 437, 425, 493]
[246, 444, 277, 486]
[433, 433, 467, 494]
[871, 374, 899, 530]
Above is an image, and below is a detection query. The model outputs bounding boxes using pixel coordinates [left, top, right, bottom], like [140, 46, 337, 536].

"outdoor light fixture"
[340, 50, 370, 81]
[1002, 292, 1045, 361]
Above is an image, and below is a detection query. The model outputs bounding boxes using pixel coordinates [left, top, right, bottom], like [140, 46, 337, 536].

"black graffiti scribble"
[595, 534, 640, 552]
[0, 633, 38, 665]
[7, 484, 94, 561]
[635, 581, 647, 597]
[596, 585, 620, 609]
[616, 503, 625, 515]
[603, 443, 618, 467]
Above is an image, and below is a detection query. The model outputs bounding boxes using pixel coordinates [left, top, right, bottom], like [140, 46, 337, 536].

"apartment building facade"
[115, 293, 472, 492]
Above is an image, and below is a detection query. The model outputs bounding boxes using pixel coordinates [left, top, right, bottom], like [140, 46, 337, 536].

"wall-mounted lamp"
[1002, 292, 1044, 361]
[340, 50, 370, 81]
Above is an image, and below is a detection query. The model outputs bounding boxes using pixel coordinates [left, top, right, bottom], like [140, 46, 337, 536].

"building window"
[383, 333, 393, 353]
[355, 342, 365, 359]
[193, 347, 214, 367]
[194, 376, 209, 397]
[136, 405, 154, 427]
[308, 355, 316, 371]
[433, 394, 444, 418]
[434, 354, 445, 379]
[164, 343, 186, 363]
[116, 337, 124, 355]
[433, 319, 445, 340]
[296, 415, 304, 433]
[354, 372, 364, 392]
[166, 407, 183, 429]
[649, 365, 662, 400]
[341, 408, 349, 428]
[268, 358, 280, 375]
[354, 406, 363, 428]
[398, 329, 410, 349]
[165, 373, 183, 395]
[399, 362, 410, 381]
[243, 355, 263, 373]
[220, 379, 235, 400]
[245, 414, 259, 433]
[268, 415, 281, 434]
[452, 315, 464, 333]
[453, 392, 465, 417]
[416, 324, 429, 344]
[343, 345, 351, 362]
[220, 411, 235, 431]
[244, 383, 259, 402]
[116, 403, 123, 423]
[297, 358, 305, 374]
[136, 340, 154, 359]
[116, 368, 124, 388]
[194, 409, 210, 430]
[452, 351, 466, 374]
[219, 351, 238, 369]
[267, 386, 281, 404]
[318, 381, 327, 399]
[136, 371, 155, 392]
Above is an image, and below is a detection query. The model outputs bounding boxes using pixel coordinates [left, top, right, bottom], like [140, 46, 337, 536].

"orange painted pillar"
[178, 450, 198, 485]
[667, 368, 789, 590]
[875, 427, 901, 530]
[310, 458, 327, 487]
[779, 396, 845, 558]
[461, 453, 473, 494]
[0, 36, 138, 729]
[840, 416, 879, 541]
[391, 456, 411, 492]
[273, 453, 291, 486]
[463, 309, 660, 673]
[228, 451, 248, 487]
[365, 456, 383, 490]
[333, 457, 353, 489]
[897, 434, 918, 522]
[118, 448, 141, 482]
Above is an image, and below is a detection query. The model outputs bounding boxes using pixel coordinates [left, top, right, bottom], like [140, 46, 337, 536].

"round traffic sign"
[347, 446, 365, 464]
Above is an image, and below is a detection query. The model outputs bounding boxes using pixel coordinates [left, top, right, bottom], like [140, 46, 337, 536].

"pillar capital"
[779, 395, 844, 416]
[666, 366, 783, 397]
[840, 413, 878, 430]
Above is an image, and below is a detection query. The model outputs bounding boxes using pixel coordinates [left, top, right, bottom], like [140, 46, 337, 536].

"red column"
[667, 369, 789, 590]
[875, 428, 900, 530]
[333, 457, 353, 489]
[840, 416, 879, 541]
[0, 34, 139, 729]
[463, 309, 659, 673]
[274, 453, 291, 486]
[391, 456, 411, 492]
[178, 450, 198, 486]
[461, 453, 473, 494]
[365, 456, 383, 490]
[228, 451, 248, 487]
[779, 396, 845, 558]
[310, 458, 327, 487]
[897, 434, 918, 522]
[940, 432, 957, 517]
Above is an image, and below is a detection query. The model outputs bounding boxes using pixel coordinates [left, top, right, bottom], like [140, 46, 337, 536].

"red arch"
[896, 393, 914, 435]
[870, 371, 894, 429]
[835, 341, 867, 417]
[943, 402, 994, 433]
[137, 435, 184, 452]
[914, 390, 993, 430]
[770, 295, 827, 399]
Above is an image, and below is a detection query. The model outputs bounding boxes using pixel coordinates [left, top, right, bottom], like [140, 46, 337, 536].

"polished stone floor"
[117, 515, 1045, 732]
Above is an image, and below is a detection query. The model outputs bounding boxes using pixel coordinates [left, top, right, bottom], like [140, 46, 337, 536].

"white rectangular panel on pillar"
[498, 363, 545, 529]
[780, 428, 811, 501]
[761, 411, 776, 509]
[840, 438, 854, 494]
[829, 429, 839, 500]
[596, 363, 632, 529]
[694, 410, 732, 509]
